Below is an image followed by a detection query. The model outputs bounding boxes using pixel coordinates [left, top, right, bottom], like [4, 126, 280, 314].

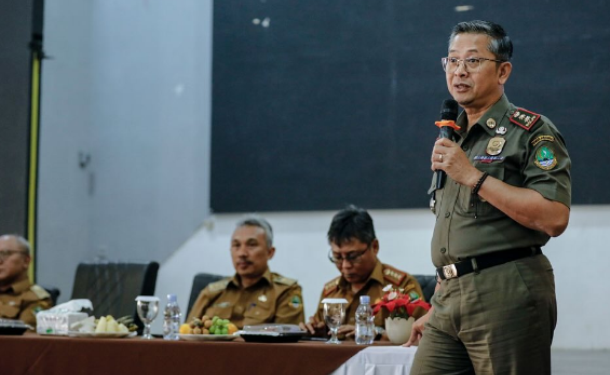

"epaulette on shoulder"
[382, 264, 407, 286]
[30, 284, 50, 300]
[509, 108, 541, 131]
[273, 274, 297, 286]
[207, 279, 230, 293]
[323, 277, 340, 297]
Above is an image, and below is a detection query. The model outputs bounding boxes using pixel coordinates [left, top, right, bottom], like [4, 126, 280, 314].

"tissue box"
[37, 311, 89, 335]
[36, 299, 93, 335]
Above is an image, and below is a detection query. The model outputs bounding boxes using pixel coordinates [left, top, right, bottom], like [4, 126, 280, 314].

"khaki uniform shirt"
[187, 268, 304, 328]
[313, 261, 424, 328]
[0, 276, 52, 327]
[430, 94, 571, 267]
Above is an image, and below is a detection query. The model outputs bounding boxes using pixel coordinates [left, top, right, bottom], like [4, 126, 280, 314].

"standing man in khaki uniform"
[0, 235, 53, 327]
[407, 21, 571, 375]
[301, 205, 424, 339]
[187, 216, 304, 328]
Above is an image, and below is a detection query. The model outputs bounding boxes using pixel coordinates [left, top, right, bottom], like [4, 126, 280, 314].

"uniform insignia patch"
[273, 275, 297, 286]
[290, 295, 301, 308]
[208, 279, 230, 292]
[474, 155, 505, 164]
[496, 126, 507, 135]
[323, 278, 340, 296]
[510, 108, 541, 130]
[383, 266, 406, 285]
[258, 295, 268, 302]
[486, 118, 497, 129]
[531, 135, 555, 147]
[486, 137, 506, 156]
[214, 302, 231, 308]
[534, 146, 557, 170]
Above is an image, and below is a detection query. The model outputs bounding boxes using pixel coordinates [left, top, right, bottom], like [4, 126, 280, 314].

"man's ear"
[22, 254, 31, 270]
[371, 239, 380, 256]
[498, 62, 512, 85]
[267, 246, 276, 260]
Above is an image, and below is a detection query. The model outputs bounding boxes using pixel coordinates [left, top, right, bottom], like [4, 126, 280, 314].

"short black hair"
[327, 205, 376, 246]
[450, 20, 513, 61]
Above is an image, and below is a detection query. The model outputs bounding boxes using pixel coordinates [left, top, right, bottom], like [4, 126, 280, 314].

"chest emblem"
[486, 118, 497, 129]
[534, 146, 557, 170]
[496, 126, 507, 135]
[486, 137, 506, 156]
[258, 295, 268, 302]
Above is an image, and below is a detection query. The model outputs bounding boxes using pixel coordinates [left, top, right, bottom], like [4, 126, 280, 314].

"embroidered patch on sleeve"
[531, 135, 555, 147]
[534, 146, 557, 170]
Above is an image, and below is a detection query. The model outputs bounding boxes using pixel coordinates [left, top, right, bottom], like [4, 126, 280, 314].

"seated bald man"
[0, 234, 53, 327]
[187, 216, 304, 328]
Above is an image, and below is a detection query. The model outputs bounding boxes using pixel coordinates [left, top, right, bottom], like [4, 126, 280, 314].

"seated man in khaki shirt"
[301, 205, 424, 339]
[0, 235, 52, 327]
[187, 216, 304, 328]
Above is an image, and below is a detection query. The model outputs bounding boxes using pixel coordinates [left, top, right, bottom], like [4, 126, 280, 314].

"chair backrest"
[413, 274, 437, 303]
[71, 261, 159, 330]
[40, 285, 61, 306]
[187, 273, 226, 315]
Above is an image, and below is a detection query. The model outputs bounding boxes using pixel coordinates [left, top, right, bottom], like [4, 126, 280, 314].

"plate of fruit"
[68, 315, 138, 338]
[179, 316, 239, 341]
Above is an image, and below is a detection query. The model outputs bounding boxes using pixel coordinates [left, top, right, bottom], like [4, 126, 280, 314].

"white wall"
[155, 206, 610, 350]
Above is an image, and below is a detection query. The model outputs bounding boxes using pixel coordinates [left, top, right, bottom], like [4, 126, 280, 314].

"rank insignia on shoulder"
[534, 145, 557, 170]
[510, 108, 541, 131]
[323, 278, 340, 296]
[207, 279, 230, 292]
[273, 275, 297, 286]
[531, 135, 555, 147]
[383, 265, 407, 285]
[486, 137, 506, 156]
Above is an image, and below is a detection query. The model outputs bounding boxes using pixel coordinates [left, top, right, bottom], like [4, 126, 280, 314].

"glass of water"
[322, 298, 347, 344]
[135, 296, 160, 339]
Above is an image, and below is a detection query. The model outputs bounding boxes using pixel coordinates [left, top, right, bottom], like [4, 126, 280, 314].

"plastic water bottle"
[355, 295, 375, 345]
[163, 294, 181, 340]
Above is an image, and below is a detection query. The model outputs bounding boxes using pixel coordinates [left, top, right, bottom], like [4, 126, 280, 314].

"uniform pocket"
[0, 303, 21, 319]
[458, 164, 505, 216]
[205, 304, 233, 319]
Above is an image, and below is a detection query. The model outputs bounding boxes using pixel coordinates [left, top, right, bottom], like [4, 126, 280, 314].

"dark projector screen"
[211, 0, 609, 212]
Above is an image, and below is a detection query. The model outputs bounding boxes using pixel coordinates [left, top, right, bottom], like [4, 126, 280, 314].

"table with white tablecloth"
[331, 346, 418, 375]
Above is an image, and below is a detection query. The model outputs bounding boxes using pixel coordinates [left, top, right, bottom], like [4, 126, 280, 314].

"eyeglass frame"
[328, 244, 371, 265]
[0, 249, 28, 262]
[441, 56, 507, 73]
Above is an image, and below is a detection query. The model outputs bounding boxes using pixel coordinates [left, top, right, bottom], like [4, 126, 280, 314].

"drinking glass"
[322, 298, 347, 344]
[135, 296, 160, 339]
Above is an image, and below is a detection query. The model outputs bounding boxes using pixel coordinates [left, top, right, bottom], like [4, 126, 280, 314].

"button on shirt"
[429, 94, 571, 267]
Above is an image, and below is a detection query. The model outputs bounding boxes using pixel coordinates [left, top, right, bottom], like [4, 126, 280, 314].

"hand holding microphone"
[434, 100, 460, 190]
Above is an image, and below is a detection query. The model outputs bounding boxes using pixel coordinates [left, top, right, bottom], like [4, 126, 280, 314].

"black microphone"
[435, 99, 459, 190]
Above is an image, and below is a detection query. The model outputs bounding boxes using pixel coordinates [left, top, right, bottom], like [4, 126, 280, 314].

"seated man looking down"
[187, 216, 304, 328]
[301, 205, 424, 339]
[0, 234, 52, 327]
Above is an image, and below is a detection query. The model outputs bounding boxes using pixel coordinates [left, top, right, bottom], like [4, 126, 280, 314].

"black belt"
[437, 246, 542, 280]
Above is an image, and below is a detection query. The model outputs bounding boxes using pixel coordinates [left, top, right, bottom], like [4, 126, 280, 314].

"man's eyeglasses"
[328, 245, 370, 265]
[0, 250, 27, 262]
[442, 57, 506, 73]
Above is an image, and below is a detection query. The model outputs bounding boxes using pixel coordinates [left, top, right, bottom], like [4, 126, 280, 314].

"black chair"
[413, 274, 437, 302]
[187, 273, 226, 315]
[71, 261, 159, 330]
[40, 285, 61, 306]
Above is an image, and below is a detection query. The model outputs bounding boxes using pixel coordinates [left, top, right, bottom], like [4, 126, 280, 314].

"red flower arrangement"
[372, 285, 431, 320]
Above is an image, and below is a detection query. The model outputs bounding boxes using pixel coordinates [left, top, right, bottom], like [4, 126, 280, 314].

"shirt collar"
[230, 267, 273, 289]
[456, 94, 511, 138]
[7, 275, 31, 294]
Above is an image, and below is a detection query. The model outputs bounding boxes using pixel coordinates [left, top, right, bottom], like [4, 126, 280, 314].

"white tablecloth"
[331, 346, 418, 375]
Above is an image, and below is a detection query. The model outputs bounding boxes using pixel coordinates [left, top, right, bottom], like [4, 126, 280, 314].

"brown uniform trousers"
[314, 261, 424, 328]
[0, 276, 53, 327]
[187, 268, 304, 329]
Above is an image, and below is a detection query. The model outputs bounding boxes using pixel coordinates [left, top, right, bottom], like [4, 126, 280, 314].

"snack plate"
[67, 331, 137, 339]
[179, 334, 239, 342]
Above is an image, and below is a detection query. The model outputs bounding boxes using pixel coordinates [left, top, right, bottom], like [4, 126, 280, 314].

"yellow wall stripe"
[28, 52, 41, 283]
